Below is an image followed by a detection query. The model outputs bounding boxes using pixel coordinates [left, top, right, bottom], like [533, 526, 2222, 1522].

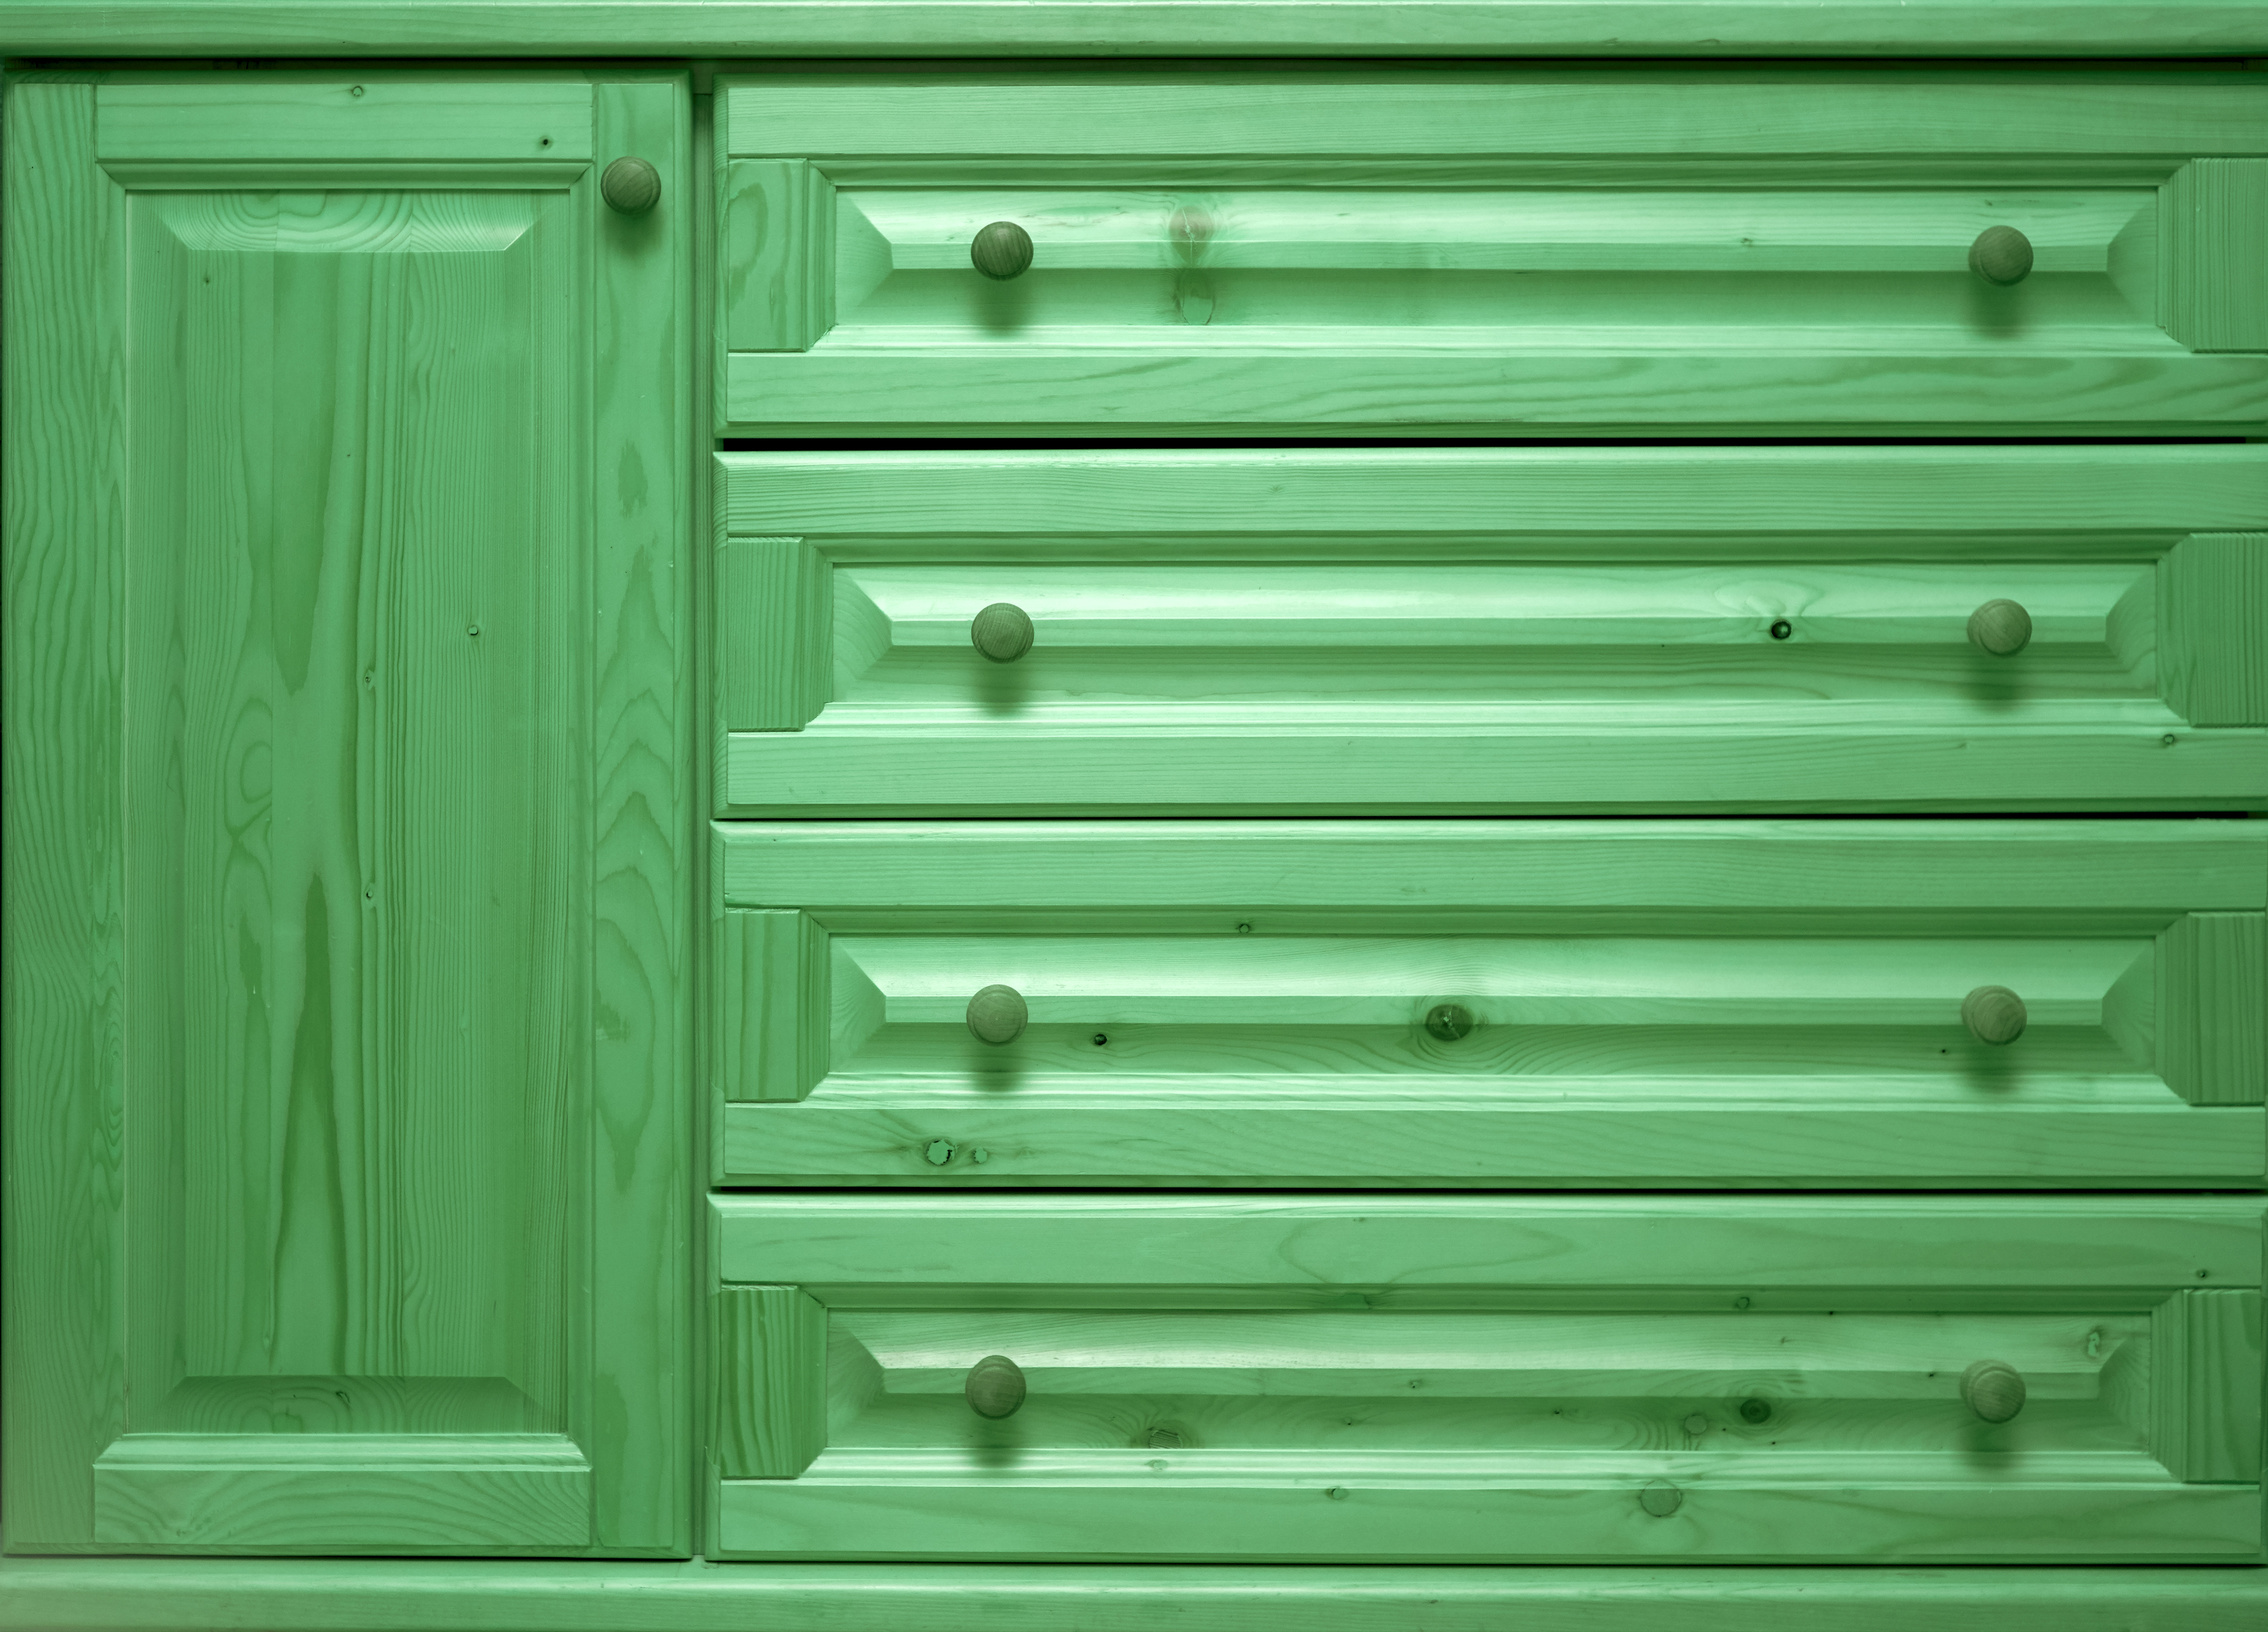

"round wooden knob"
[1962, 1359, 2026, 1423]
[971, 602, 1034, 663]
[601, 156, 662, 216]
[967, 984, 1028, 1045]
[1962, 985, 2027, 1046]
[1969, 225, 2033, 286]
[967, 1354, 1027, 1418]
[972, 221, 1034, 281]
[1968, 599, 2032, 657]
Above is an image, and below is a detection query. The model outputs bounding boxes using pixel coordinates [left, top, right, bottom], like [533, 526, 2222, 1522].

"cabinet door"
[2, 73, 692, 1554]
[712, 1196, 2267, 1563]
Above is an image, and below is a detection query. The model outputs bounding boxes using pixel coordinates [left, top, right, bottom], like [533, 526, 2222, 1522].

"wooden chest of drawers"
[2, 30, 2264, 1632]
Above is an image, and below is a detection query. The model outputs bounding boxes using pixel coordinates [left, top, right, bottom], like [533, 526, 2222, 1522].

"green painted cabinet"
[714, 820, 2267, 1187]
[3, 34, 2267, 1632]
[711, 1195, 2266, 1562]
[717, 447, 2268, 814]
[1, 73, 694, 1554]
[716, 69, 2268, 438]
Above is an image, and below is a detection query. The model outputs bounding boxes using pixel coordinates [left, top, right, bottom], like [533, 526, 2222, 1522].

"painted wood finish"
[708, 1195, 2265, 1563]
[712, 820, 2267, 1188]
[6, 1560, 2268, 1632]
[716, 70, 2268, 437]
[9, 2, 2268, 57]
[716, 448, 2268, 814]
[1, 72, 693, 1555]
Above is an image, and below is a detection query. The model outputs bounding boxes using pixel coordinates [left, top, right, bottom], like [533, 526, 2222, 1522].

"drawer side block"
[2157, 912, 2268, 1105]
[722, 159, 832, 351]
[718, 910, 829, 1103]
[2164, 160, 2268, 352]
[2152, 1289, 2265, 1483]
[713, 1288, 828, 1480]
[2161, 533, 2268, 725]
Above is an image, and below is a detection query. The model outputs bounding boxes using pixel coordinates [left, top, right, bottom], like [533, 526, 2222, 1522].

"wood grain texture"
[723, 726, 2268, 816]
[723, 72, 2268, 160]
[723, 347, 2268, 441]
[91, 1436, 591, 1548]
[2162, 533, 2268, 726]
[718, 1475, 2258, 1563]
[710, 1197, 2263, 1562]
[15, 2, 2268, 55]
[97, 76, 593, 164]
[713, 1289, 828, 1479]
[0, 75, 129, 1552]
[719, 161, 832, 351]
[6, 1560, 2268, 1632]
[715, 70, 2268, 434]
[717, 1108, 2264, 1192]
[588, 70, 695, 1558]
[2163, 160, 2268, 351]
[711, 1194, 2264, 1293]
[712, 914, 2267, 1186]
[717, 910, 829, 1103]
[2156, 913, 2266, 1106]
[2152, 1290, 2264, 1484]
[713, 448, 2268, 813]
[4, 71, 691, 1557]
[719, 445, 2268, 542]
[715, 820, 2268, 914]
[15, 2, 2268, 56]
[716, 536, 828, 730]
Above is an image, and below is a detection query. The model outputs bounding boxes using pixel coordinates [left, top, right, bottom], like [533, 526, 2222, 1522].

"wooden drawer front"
[716, 70, 2268, 437]
[714, 821, 2267, 1187]
[709, 1196, 2266, 1562]
[716, 448, 2268, 815]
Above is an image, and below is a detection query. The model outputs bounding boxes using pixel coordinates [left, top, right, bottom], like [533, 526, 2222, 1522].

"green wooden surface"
[97, 77, 595, 164]
[716, 70, 2268, 436]
[2152, 1290, 2265, 1485]
[714, 449, 2268, 813]
[2163, 160, 2268, 352]
[2155, 912, 2267, 1106]
[716, 536, 828, 732]
[2161, 532, 2268, 726]
[2, 71, 693, 1556]
[722, 70, 2268, 159]
[718, 445, 2268, 539]
[709, 1195, 2262, 1562]
[717, 819, 2268, 913]
[12, 2, 2268, 56]
[713, 1194, 2262, 1295]
[718, 161, 832, 353]
[712, 1289, 828, 1480]
[716, 911, 2264, 1187]
[717, 910, 829, 1103]
[5, 1560, 2268, 1632]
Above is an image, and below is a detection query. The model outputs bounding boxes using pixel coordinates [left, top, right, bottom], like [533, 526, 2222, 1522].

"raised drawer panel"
[715, 448, 2268, 815]
[709, 1196, 2267, 1563]
[716, 70, 2268, 437]
[713, 820, 2268, 1187]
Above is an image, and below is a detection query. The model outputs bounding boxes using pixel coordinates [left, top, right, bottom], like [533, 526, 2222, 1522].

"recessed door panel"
[3, 72, 692, 1556]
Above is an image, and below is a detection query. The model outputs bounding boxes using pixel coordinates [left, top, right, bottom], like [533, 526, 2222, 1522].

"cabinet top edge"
[7, 3, 2268, 61]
